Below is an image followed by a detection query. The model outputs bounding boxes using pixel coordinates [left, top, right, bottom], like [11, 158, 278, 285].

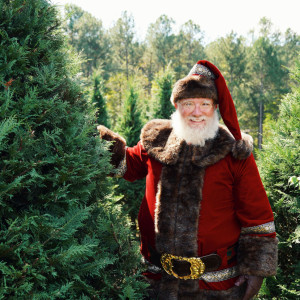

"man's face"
[175, 98, 217, 128]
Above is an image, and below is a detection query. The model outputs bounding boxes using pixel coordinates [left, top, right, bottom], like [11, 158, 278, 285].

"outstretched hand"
[97, 125, 126, 169]
[235, 275, 264, 300]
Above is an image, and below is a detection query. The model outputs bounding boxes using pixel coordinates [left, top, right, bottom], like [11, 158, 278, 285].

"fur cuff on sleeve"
[232, 132, 253, 160]
[97, 125, 126, 168]
[237, 235, 278, 277]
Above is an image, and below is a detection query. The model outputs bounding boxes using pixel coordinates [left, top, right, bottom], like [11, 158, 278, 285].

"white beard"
[171, 109, 219, 146]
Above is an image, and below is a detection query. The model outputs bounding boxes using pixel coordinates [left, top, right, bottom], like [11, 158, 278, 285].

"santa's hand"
[97, 125, 126, 169]
[235, 275, 264, 300]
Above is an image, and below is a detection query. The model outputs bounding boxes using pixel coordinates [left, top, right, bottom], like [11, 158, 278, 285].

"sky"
[53, 0, 300, 44]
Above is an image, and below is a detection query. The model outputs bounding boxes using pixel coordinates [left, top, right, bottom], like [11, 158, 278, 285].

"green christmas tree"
[257, 57, 300, 299]
[0, 0, 147, 298]
[114, 82, 145, 227]
[92, 72, 109, 128]
[152, 66, 175, 119]
[116, 82, 143, 146]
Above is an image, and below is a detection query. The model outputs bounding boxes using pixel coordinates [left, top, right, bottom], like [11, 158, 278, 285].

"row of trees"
[62, 5, 299, 149]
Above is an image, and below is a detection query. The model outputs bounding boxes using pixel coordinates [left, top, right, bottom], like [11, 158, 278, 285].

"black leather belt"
[148, 245, 222, 279]
[171, 253, 222, 276]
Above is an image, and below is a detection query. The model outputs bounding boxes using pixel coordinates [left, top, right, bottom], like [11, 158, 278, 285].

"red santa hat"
[170, 60, 242, 141]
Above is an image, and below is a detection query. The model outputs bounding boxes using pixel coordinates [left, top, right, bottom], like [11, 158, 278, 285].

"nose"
[192, 103, 204, 116]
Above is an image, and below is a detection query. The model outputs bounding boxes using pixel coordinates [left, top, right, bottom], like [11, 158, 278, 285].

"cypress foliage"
[151, 66, 175, 119]
[0, 0, 147, 298]
[257, 58, 300, 299]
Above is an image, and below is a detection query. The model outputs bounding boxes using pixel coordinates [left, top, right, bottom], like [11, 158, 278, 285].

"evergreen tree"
[110, 11, 143, 80]
[144, 15, 176, 75]
[92, 72, 109, 127]
[257, 57, 300, 299]
[247, 18, 289, 149]
[63, 4, 111, 78]
[0, 0, 147, 298]
[114, 82, 145, 227]
[62, 4, 85, 45]
[105, 73, 128, 129]
[115, 82, 143, 146]
[151, 66, 175, 119]
[175, 20, 205, 78]
[205, 33, 256, 135]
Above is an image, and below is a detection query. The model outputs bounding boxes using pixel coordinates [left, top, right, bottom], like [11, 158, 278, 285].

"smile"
[189, 118, 206, 123]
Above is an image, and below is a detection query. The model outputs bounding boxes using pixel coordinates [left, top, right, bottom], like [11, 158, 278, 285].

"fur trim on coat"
[146, 277, 247, 300]
[238, 235, 278, 277]
[141, 120, 253, 163]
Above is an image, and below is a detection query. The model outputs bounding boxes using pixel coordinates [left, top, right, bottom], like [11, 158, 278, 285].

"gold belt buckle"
[160, 253, 205, 280]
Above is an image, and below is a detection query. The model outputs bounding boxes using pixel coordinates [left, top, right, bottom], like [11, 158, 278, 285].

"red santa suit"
[98, 61, 277, 299]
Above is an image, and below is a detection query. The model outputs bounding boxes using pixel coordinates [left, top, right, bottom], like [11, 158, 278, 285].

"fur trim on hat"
[171, 75, 218, 105]
[237, 235, 278, 277]
[97, 125, 126, 168]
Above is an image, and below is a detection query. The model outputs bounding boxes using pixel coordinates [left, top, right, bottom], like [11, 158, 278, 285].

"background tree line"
[63, 4, 299, 150]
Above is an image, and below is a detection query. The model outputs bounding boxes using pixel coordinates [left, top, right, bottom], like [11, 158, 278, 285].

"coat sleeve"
[123, 141, 148, 182]
[233, 154, 278, 277]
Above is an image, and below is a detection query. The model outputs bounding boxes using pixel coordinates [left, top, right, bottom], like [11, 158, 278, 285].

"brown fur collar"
[140, 119, 253, 164]
[141, 119, 182, 165]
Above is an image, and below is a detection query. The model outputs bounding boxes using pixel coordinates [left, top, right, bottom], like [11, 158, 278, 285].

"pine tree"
[92, 72, 109, 128]
[0, 0, 147, 298]
[109, 11, 143, 81]
[257, 57, 300, 299]
[152, 66, 175, 119]
[146, 15, 176, 73]
[63, 4, 111, 78]
[247, 18, 289, 149]
[175, 21, 205, 79]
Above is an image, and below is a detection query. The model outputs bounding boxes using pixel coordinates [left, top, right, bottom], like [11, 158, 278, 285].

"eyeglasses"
[179, 100, 214, 112]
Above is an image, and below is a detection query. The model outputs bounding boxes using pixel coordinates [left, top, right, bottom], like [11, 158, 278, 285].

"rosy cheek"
[179, 108, 188, 115]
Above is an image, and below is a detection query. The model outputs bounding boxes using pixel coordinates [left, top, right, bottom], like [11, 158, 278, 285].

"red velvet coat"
[122, 120, 277, 294]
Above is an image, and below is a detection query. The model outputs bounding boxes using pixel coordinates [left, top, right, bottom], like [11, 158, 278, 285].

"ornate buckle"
[160, 253, 205, 280]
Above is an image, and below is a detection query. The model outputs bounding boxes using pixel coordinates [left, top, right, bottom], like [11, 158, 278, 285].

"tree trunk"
[258, 99, 264, 149]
